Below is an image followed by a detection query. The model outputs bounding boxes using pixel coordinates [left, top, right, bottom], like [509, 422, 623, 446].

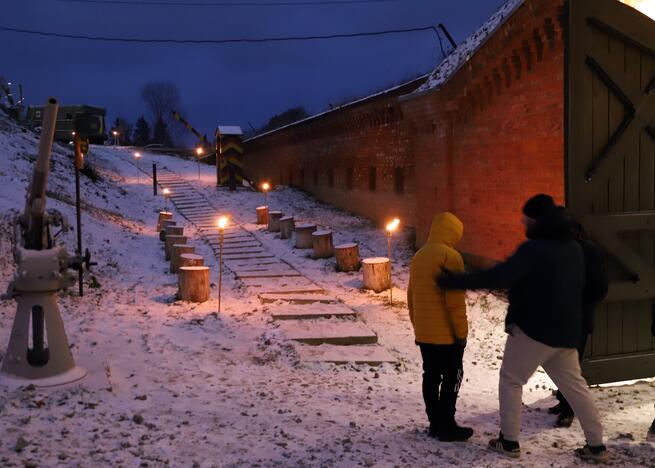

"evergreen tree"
[133, 116, 151, 146]
[112, 117, 133, 145]
[152, 116, 173, 147]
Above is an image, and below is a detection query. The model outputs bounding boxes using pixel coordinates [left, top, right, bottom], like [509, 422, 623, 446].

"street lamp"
[196, 146, 203, 180]
[385, 217, 400, 305]
[112, 130, 119, 146]
[134, 152, 141, 183]
[261, 182, 270, 207]
[163, 188, 170, 213]
[217, 216, 229, 314]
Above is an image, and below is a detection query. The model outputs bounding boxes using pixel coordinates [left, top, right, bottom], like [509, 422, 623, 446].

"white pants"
[499, 327, 604, 446]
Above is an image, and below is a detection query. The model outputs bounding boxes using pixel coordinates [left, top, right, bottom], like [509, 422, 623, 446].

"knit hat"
[522, 194, 555, 220]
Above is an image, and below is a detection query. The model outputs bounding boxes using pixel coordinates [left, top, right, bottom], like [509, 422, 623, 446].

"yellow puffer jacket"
[408, 212, 468, 344]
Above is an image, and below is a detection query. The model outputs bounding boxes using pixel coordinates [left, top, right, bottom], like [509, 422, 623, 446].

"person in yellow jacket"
[407, 212, 473, 442]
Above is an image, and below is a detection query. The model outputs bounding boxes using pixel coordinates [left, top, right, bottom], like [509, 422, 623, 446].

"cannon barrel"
[22, 97, 58, 250]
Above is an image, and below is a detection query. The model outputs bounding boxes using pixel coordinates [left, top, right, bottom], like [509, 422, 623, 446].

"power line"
[0, 24, 438, 45]
[58, 0, 399, 6]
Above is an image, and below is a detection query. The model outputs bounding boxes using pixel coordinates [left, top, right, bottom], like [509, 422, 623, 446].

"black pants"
[418, 342, 465, 427]
[555, 334, 589, 415]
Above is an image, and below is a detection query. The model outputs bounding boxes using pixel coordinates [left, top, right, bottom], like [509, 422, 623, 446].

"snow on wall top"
[217, 125, 242, 136]
[414, 0, 525, 95]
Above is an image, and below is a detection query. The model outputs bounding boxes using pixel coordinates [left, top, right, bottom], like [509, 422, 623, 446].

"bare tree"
[141, 81, 180, 122]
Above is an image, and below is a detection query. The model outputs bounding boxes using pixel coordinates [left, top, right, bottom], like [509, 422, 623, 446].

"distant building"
[26, 104, 107, 144]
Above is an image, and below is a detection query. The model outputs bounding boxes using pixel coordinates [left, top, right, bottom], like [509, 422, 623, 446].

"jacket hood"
[428, 212, 463, 247]
[529, 206, 576, 241]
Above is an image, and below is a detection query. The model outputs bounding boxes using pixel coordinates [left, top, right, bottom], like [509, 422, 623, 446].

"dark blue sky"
[3, 0, 505, 141]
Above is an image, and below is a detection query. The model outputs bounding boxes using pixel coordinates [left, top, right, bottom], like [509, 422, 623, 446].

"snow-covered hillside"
[0, 111, 653, 467]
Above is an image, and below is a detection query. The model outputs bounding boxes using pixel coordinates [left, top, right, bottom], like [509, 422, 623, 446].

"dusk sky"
[3, 0, 506, 141]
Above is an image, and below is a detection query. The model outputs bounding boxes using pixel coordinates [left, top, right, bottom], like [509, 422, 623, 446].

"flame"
[217, 216, 229, 230]
[163, 188, 170, 195]
[134, 152, 141, 158]
[261, 182, 270, 191]
[620, 0, 655, 20]
[386, 218, 400, 232]
[196, 147, 203, 156]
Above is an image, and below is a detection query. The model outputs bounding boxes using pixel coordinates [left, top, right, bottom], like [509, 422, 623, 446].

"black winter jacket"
[439, 209, 585, 348]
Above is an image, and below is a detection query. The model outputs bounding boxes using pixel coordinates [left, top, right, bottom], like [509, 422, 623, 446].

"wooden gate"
[567, 0, 655, 384]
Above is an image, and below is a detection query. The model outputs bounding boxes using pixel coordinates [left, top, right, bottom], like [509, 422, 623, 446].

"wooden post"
[157, 211, 173, 231]
[153, 163, 158, 195]
[159, 220, 176, 241]
[178, 266, 210, 302]
[165, 235, 187, 260]
[267, 211, 283, 232]
[179, 253, 204, 268]
[165, 225, 184, 238]
[256, 206, 268, 225]
[279, 216, 295, 239]
[362, 257, 391, 293]
[170, 244, 195, 273]
[312, 230, 334, 258]
[335, 243, 360, 272]
[295, 223, 316, 248]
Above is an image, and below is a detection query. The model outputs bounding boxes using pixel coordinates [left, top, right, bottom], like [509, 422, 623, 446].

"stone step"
[259, 293, 338, 304]
[235, 270, 301, 279]
[209, 240, 261, 248]
[226, 262, 287, 272]
[294, 344, 395, 365]
[225, 258, 281, 268]
[250, 284, 325, 295]
[271, 303, 354, 320]
[278, 319, 377, 345]
[219, 253, 275, 260]
[239, 276, 312, 287]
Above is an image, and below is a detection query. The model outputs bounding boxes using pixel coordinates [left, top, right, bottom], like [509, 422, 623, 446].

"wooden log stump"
[256, 206, 269, 225]
[165, 225, 184, 238]
[312, 230, 334, 259]
[362, 257, 391, 293]
[157, 211, 173, 231]
[295, 223, 317, 249]
[335, 243, 360, 272]
[170, 244, 195, 273]
[159, 220, 176, 241]
[268, 211, 283, 232]
[178, 266, 210, 302]
[165, 235, 187, 260]
[179, 253, 204, 268]
[279, 216, 295, 239]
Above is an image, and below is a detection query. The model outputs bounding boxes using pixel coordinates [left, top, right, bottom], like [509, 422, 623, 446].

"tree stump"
[179, 253, 204, 268]
[362, 257, 391, 292]
[256, 206, 269, 225]
[159, 220, 177, 241]
[295, 223, 317, 249]
[178, 266, 210, 302]
[335, 243, 360, 272]
[157, 211, 173, 231]
[170, 244, 195, 273]
[279, 216, 295, 239]
[165, 235, 187, 260]
[312, 230, 334, 259]
[165, 225, 184, 238]
[268, 211, 283, 232]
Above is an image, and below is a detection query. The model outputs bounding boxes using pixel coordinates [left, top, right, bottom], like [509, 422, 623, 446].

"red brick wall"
[243, 80, 423, 227]
[244, 0, 566, 263]
[402, 0, 566, 262]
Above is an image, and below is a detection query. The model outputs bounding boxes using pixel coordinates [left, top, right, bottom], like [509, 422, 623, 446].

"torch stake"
[153, 163, 158, 195]
[74, 137, 84, 296]
[387, 232, 392, 305]
[218, 228, 224, 313]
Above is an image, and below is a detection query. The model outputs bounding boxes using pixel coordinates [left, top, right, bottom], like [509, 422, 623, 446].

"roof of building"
[411, 0, 524, 96]
[217, 125, 243, 135]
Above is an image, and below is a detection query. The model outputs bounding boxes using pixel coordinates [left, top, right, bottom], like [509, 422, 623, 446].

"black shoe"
[437, 423, 474, 442]
[647, 419, 655, 442]
[574, 444, 608, 462]
[555, 412, 575, 428]
[548, 402, 563, 415]
[488, 433, 520, 458]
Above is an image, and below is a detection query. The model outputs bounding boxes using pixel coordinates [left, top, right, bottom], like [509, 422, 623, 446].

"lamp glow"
[261, 182, 270, 192]
[386, 218, 400, 233]
[217, 216, 228, 230]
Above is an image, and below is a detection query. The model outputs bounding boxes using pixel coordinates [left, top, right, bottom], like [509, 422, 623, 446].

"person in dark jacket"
[551, 222, 608, 427]
[438, 196, 607, 462]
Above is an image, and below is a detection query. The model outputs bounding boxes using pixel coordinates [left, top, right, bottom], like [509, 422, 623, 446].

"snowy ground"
[0, 113, 653, 467]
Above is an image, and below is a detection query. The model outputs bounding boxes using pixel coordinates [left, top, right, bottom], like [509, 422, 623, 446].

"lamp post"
[163, 188, 170, 213]
[261, 182, 270, 208]
[196, 147, 203, 180]
[134, 152, 141, 183]
[112, 130, 119, 146]
[217, 216, 228, 313]
[385, 218, 400, 305]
